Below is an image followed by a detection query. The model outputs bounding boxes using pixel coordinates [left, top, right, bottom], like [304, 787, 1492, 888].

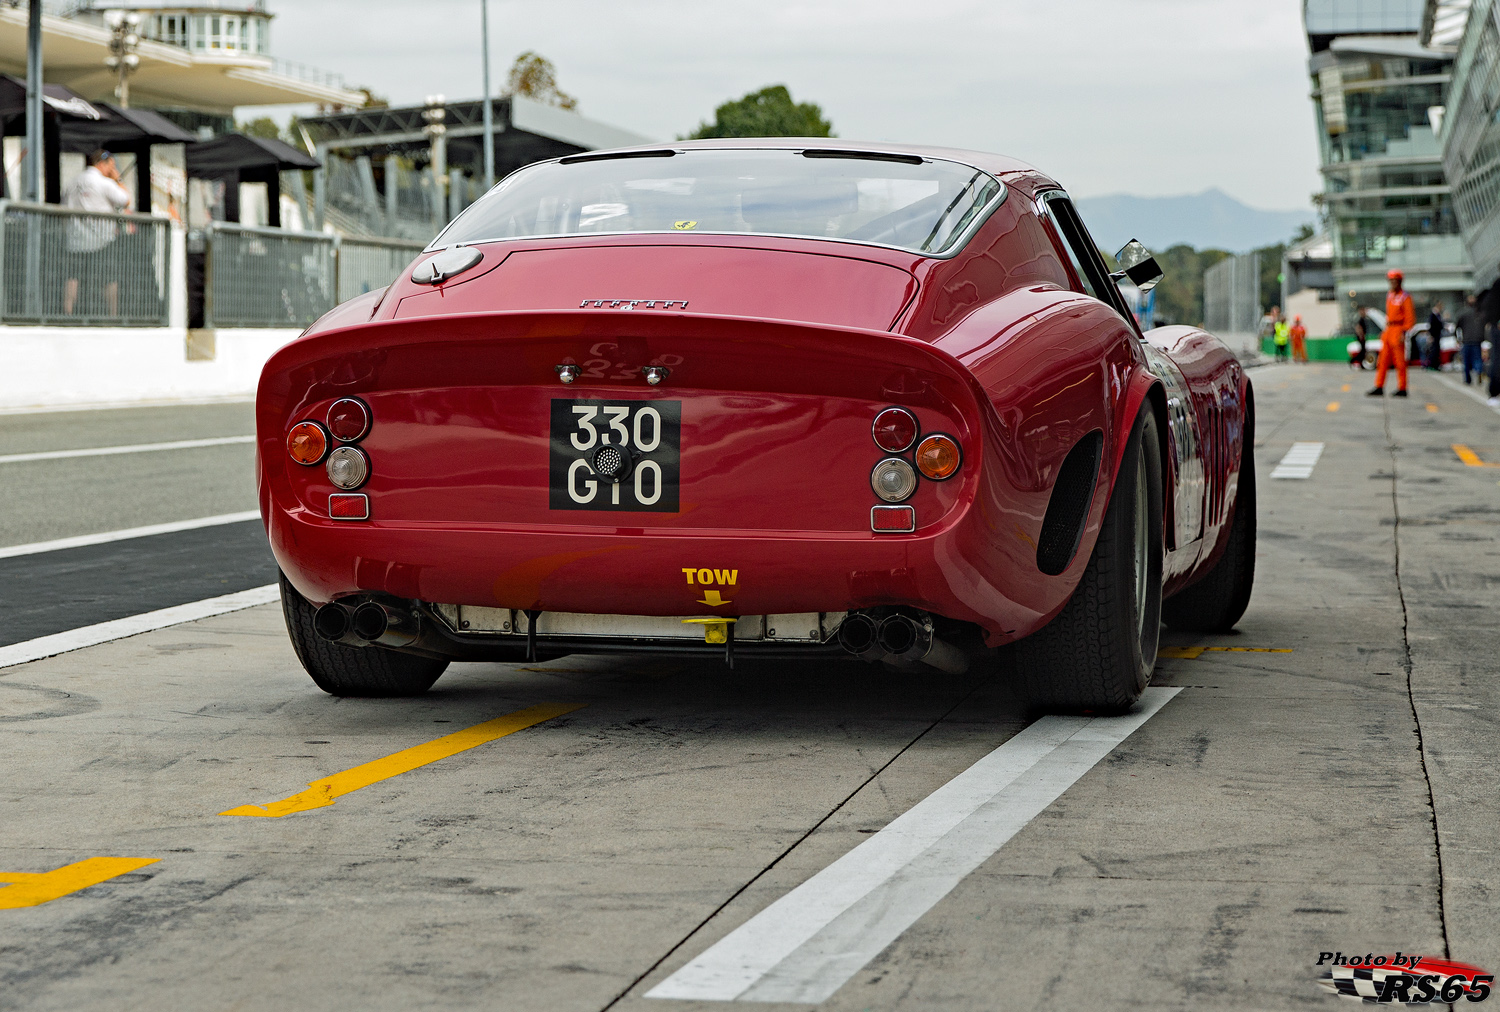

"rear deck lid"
[392, 244, 919, 331]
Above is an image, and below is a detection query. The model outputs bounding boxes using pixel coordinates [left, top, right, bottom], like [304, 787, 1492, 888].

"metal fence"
[204, 223, 422, 328]
[337, 236, 425, 304]
[0, 201, 170, 326]
[1202, 252, 1262, 338]
[204, 222, 337, 329]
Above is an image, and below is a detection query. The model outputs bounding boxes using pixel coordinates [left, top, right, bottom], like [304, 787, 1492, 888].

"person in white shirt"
[63, 149, 131, 316]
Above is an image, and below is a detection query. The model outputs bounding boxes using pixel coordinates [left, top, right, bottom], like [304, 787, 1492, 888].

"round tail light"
[287, 421, 328, 465]
[915, 434, 961, 480]
[327, 398, 371, 442]
[871, 457, 918, 502]
[326, 445, 370, 489]
[872, 407, 918, 453]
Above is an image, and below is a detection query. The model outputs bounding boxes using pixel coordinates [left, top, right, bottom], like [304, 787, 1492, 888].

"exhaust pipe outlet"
[836, 613, 882, 660]
[878, 613, 971, 675]
[351, 601, 420, 648]
[877, 614, 922, 657]
[314, 602, 353, 642]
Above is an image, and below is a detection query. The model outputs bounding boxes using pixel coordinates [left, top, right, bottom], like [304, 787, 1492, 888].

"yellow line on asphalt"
[220, 703, 586, 818]
[1327, 402, 1340, 412]
[0, 857, 158, 909]
[1453, 444, 1500, 468]
[1159, 647, 1294, 660]
[1426, 403, 1439, 413]
[1341, 384, 1351, 392]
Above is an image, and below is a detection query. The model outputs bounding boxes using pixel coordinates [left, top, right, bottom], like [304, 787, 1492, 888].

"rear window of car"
[432, 148, 1004, 257]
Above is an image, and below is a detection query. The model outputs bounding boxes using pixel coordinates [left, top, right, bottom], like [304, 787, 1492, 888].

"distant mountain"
[1073, 188, 1315, 254]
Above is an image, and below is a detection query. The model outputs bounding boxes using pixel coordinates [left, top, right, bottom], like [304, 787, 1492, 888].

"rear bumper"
[266, 502, 1062, 645]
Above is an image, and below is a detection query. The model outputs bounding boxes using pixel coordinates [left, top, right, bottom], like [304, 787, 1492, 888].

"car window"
[433, 149, 1005, 257]
[1040, 195, 1105, 297]
[1039, 193, 1137, 324]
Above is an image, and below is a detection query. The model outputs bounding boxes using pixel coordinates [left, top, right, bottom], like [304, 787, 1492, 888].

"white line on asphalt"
[1270, 441, 1324, 479]
[0, 435, 255, 465]
[0, 584, 279, 672]
[1432, 372, 1500, 416]
[646, 686, 1182, 1004]
[0, 511, 262, 560]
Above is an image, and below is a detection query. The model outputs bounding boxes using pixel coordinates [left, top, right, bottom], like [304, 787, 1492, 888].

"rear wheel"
[279, 572, 448, 697]
[1162, 438, 1256, 632]
[1012, 408, 1164, 713]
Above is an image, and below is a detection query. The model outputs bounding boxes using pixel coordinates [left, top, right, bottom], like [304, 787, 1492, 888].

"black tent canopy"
[0, 77, 198, 210]
[185, 133, 319, 228]
[0, 76, 104, 203]
[58, 104, 196, 213]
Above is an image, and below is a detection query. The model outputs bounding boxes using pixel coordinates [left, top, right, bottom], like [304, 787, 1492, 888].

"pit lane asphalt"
[0, 401, 276, 645]
[1, 371, 1497, 1011]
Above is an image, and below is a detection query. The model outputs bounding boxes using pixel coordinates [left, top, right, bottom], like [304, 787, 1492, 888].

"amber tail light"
[287, 421, 329, 465]
[915, 434, 961, 480]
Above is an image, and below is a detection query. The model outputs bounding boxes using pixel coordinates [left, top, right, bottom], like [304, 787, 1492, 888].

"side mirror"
[1110, 238, 1164, 293]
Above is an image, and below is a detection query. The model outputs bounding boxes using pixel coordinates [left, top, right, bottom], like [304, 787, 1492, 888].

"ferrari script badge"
[579, 299, 689, 309]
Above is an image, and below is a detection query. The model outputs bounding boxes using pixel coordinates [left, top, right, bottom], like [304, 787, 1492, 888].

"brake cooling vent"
[1035, 430, 1104, 576]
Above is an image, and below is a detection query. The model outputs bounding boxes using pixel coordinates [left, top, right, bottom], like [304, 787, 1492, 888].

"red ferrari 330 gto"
[258, 139, 1254, 712]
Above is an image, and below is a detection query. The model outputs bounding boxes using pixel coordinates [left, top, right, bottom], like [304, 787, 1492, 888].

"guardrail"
[203, 223, 423, 329]
[0, 201, 171, 327]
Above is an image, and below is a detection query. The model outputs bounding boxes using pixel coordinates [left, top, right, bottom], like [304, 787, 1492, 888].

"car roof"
[560, 137, 1053, 187]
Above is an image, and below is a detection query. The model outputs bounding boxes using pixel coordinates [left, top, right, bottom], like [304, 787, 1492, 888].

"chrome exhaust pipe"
[351, 601, 420, 648]
[836, 612, 882, 661]
[877, 613, 970, 674]
[876, 614, 922, 657]
[314, 602, 354, 642]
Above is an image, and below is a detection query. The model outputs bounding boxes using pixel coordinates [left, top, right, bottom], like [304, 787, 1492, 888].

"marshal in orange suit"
[1369, 268, 1413, 397]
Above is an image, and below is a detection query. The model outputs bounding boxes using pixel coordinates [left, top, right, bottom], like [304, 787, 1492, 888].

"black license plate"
[549, 399, 681, 512]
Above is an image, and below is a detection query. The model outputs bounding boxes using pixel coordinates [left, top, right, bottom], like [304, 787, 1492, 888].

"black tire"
[1162, 437, 1256, 632]
[1012, 407, 1164, 713]
[279, 572, 448, 697]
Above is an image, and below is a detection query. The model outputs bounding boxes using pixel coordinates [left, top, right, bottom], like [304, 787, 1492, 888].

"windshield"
[433, 148, 1004, 256]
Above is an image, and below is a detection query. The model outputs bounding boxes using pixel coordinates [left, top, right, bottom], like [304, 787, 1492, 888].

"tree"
[506, 51, 577, 110]
[238, 116, 282, 141]
[1149, 245, 1231, 327]
[686, 85, 833, 139]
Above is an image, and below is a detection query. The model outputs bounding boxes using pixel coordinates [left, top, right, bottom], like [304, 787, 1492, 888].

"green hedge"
[1261, 335, 1360, 361]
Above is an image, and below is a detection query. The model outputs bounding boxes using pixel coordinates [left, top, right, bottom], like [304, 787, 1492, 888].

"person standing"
[1369, 269, 1413, 397]
[1457, 294, 1484, 385]
[1351, 306, 1372, 369]
[1273, 312, 1291, 362]
[63, 149, 131, 317]
[1426, 301, 1445, 370]
[1290, 315, 1308, 363]
[1489, 322, 1500, 406]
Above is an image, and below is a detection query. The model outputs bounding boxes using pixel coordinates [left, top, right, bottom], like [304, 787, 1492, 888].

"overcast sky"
[266, 0, 1322, 212]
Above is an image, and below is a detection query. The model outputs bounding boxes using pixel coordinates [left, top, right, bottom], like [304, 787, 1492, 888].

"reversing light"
[327, 398, 370, 442]
[326, 445, 370, 489]
[287, 421, 328, 465]
[915, 434, 961, 480]
[871, 457, 918, 502]
[872, 407, 918, 453]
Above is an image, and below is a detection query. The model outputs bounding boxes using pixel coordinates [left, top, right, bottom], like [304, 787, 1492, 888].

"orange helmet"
[1294, 315, 1302, 322]
[1387, 268, 1404, 280]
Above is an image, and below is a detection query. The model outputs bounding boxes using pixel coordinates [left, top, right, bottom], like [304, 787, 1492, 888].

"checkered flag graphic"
[1317, 966, 1396, 1003]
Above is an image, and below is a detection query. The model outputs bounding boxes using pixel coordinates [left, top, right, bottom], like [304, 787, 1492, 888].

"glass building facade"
[1306, 0, 1472, 315]
[1440, 1, 1500, 289]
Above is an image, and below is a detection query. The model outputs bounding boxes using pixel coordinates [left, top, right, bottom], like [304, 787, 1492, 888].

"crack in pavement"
[594, 682, 987, 1010]
[1382, 397, 1452, 960]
